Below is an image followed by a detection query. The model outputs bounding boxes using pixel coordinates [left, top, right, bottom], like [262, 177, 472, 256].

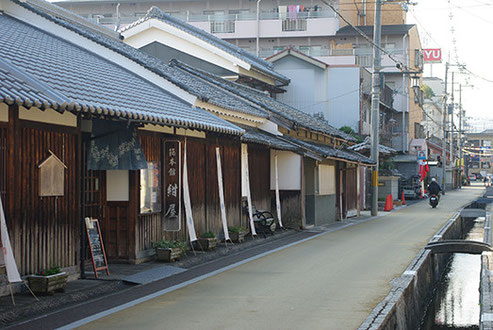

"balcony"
[91, 10, 338, 38]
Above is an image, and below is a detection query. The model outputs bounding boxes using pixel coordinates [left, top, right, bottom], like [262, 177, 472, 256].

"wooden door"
[345, 168, 358, 217]
[104, 202, 130, 260]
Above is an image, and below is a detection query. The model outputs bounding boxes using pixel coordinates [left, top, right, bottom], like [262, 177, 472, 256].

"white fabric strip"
[0, 196, 21, 283]
[275, 154, 283, 228]
[182, 140, 197, 242]
[215, 147, 230, 241]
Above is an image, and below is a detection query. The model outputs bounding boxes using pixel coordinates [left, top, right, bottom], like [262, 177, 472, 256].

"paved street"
[70, 185, 484, 330]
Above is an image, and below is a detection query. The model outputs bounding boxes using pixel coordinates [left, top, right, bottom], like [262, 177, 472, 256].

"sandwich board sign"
[85, 218, 109, 278]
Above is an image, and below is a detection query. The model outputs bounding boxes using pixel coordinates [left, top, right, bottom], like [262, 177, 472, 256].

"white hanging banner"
[274, 154, 283, 228]
[183, 140, 197, 242]
[0, 196, 21, 283]
[242, 144, 257, 236]
[215, 147, 230, 241]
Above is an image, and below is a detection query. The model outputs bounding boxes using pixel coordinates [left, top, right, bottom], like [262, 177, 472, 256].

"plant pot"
[195, 238, 217, 251]
[156, 247, 182, 262]
[229, 231, 246, 243]
[28, 272, 68, 294]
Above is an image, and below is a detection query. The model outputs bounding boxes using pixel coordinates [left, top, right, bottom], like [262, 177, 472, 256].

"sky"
[407, 0, 493, 132]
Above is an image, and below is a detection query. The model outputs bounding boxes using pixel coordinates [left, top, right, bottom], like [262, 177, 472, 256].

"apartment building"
[465, 130, 493, 175]
[57, 0, 424, 152]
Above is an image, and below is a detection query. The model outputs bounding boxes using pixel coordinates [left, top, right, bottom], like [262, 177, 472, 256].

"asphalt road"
[76, 185, 484, 330]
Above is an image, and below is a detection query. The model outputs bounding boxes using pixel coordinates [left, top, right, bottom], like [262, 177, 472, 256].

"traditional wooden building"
[0, 0, 246, 278]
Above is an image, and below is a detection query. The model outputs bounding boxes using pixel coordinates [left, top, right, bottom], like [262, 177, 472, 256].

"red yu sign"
[423, 48, 442, 63]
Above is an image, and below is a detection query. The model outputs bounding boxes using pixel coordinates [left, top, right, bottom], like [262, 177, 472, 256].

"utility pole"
[441, 62, 449, 195]
[458, 84, 463, 189]
[450, 72, 455, 182]
[370, 0, 382, 216]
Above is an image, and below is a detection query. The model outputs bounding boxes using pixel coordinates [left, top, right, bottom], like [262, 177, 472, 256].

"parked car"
[469, 174, 477, 181]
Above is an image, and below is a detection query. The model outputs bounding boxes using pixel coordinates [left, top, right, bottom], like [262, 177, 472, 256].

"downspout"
[363, 0, 367, 25]
[256, 0, 261, 57]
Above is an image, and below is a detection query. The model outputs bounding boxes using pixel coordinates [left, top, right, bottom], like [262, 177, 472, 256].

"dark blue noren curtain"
[87, 119, 147, 170]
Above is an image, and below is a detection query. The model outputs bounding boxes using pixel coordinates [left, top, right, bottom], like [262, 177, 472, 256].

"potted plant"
[153, 240, 186, 262]
[228, 226, 247, 243]
[28, 266, 68, 295]
[195, 231, 217, 251]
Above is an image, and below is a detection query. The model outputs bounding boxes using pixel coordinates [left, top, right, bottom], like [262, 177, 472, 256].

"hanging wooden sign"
[38, 150, 66, 197]
[163, 141, 181, 231]
[85, 218, 109, 278]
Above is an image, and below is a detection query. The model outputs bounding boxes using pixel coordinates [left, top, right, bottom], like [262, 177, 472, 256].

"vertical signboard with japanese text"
[163, 141, 181, 231]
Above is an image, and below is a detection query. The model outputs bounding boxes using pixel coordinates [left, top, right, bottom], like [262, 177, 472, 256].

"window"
[140, 161, 161, 213]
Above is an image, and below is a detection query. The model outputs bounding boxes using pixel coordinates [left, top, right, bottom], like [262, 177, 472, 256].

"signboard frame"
[85, 217, 110, 278]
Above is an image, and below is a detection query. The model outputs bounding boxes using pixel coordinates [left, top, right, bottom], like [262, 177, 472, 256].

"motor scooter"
[429, 194, 439, 208]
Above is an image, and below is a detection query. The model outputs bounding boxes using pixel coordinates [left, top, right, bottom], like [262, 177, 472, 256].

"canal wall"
[480, 202, 492, 330]
[359, 211, 470, 330]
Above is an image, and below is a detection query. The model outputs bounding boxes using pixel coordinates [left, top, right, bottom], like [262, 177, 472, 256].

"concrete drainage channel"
[359, 193, 492, 330]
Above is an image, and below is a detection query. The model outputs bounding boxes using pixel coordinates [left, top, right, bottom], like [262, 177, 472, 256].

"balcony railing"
[85, 10, 337, 27]
[210, 20, 235, 33]
[282, 19, 307, 31]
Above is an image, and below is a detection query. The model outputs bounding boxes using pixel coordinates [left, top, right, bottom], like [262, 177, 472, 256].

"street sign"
[423, 48, 442, 63]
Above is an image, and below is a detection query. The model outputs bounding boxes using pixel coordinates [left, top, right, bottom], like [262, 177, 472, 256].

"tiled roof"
[240, 127, 300, 152]
[160, 65, 270, 119]
[121, 7, 290, 85]
[0, 59, 59, 107]
[11, 0, 268, 121]
[348, 137, 397, 154]
[170, 60, 357, 142]
[282, 136, 375, 165]
[0, 14, 242, 135]
[336, 24, 415, 37]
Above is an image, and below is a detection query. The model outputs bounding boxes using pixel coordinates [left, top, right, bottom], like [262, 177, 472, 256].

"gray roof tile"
[121, 7, 290, 85]
[282, 135, 375, 165]
[0, 13, 242, 135]
[240, 126, 300, 152]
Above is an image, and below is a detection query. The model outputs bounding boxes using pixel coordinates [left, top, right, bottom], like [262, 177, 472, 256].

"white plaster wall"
[318, 164, 336, 195]
[107, 170, 129, 201]
[270, 150, 301, 190]
[0, 103, 8, 122]
[315, 56, 356, 65]
[19, 106, 77, 127]
[326, 66, 360, 131]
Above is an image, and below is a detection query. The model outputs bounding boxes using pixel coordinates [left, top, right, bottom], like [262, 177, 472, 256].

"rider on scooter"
[427, 177, 441, 200]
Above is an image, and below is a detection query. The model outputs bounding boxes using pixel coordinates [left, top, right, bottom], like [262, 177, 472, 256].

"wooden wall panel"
[186, 139, 207, 236]
[205, 142, 221, 235]
[345, 168, 358, 213]
[248, 145, 270, 212]
[11, 121, 79, 275]
[223, 142, 242, 228]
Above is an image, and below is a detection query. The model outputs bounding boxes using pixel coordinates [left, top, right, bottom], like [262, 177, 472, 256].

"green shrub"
[36, 266, 61, 276]
[200, 231, 216, 239]
[228, 226, 247, 233]
[153, 240, 186, 252]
